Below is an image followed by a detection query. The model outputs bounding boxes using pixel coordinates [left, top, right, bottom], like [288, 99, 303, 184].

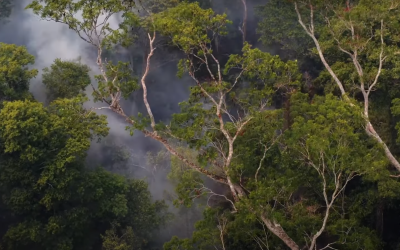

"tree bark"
[240, 0, 248, 44]
[260, 214, 300, 250]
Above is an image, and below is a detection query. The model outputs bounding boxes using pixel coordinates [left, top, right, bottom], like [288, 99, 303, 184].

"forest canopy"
[1, 0, 400, 249]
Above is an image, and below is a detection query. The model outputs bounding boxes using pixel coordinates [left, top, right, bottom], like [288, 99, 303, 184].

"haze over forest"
[1, 0, 400, 249]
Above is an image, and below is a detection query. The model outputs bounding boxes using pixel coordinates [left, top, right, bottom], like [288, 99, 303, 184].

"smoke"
[0, 0, 202, 246]
[0, 0, 266, 246]
[210, 0, 271, 54]
[0, 0, 186, 158]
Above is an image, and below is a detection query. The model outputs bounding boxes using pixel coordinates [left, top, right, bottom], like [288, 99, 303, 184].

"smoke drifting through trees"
[0, 0, 187, 243]
[0, 1, 313, 248]
[3, 1, 400, 249]
[0, 0, 262, 244]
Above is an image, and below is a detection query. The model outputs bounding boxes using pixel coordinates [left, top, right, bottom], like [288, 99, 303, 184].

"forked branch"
[294, 2, 346, 98]
[294, 1, 400, 173]
[308, 151, 358, 250]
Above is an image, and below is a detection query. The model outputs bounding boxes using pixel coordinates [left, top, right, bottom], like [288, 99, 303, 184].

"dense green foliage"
[0, 96, 168, 250]
[0, 19, 167, 250]
[0, 43, 37, 102]
[42, 58, 91, 103]
[2, 0, 400, 249]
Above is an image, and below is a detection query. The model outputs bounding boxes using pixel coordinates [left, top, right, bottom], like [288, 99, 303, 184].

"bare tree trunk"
[366, 121, 400, 171]
[240, 0, 248, 44]
[260, 214, 300, 250]
[141, 33, 157, 132]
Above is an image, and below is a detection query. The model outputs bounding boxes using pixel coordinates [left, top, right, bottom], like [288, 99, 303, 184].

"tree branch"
[260, 214, 300, 250]
[294, 2, 400, 173]
[367, 20, 386, 96]
[141, 32, 157, 132]
[240, 0, 248, 44]
[308, 152, 358, 250]
[294, 2, 347, 98]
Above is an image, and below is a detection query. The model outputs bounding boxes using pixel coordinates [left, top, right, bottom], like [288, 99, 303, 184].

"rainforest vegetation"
[1, 0, 400, 249]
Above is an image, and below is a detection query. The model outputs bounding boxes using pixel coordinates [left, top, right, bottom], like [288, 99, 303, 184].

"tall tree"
[290, 0, 400, 173]
[164, 92, 390, 250]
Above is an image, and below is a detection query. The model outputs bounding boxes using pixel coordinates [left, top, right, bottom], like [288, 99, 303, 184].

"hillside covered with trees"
[2, 0, 400, 249]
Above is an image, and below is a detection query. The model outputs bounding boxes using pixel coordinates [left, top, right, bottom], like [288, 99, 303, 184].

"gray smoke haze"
[0, 0, 266, 245]
[0, 2, 210, 246]
[0, 0, 189, 163]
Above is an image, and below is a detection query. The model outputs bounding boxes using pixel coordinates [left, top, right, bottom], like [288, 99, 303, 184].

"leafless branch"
[217, 215, 228, 250]
[294, 1, 400, 173]
[320, 242, 339, 250]
[141, 32, 157, 132]
[190, 183, 237, 211]
[294, 2, 346, 97]
[307, 151, 358, 250]
[240, 0, 248, 44]
[367, 20, 386, 96]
